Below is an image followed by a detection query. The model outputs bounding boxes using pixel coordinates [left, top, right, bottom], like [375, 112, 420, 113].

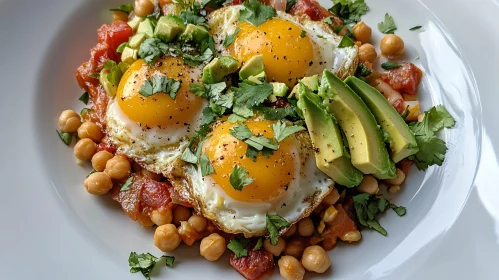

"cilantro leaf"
[229, 124, 254, 140]
[338, 35, 355, 48]
[254, 106, 298, 120]
[355, 64, 372, 77]
[329, 0, 369, 25]
[79, 92, 89, 105]
[181, 47, 214, 66]
[110, 4, 134, 14]
[57, 130, 73, 145]
[201, 107, 218, 125]
[230, 165, 254, 191]
[245, 146, 259, 162]
[227, 237, 250, 258]
[138, 38, 170, 65]
[163, 256, 175, 267]
[381, 62, 401, 70]
[128, 252, 159, 280]
[232, 83, 273, 108]
[353, 193, 406, 236]
[272, 120, 305, 142]
[181, 147, 198, 164]
[239, 0, 277, 26]
[139, 74, 181, 99]
[223, 27, 241, 47]
[266, 214, 289, 245]
[103, 60, 123, 86]
[410, 25, 422, 31]
[229, 124, 279, 151]
[189, 83, 208, 98]
[253, 238, 263, 251]
[286, 0, 297, 12]
[228, 114, 248, 123]
[117, 42, 129, 53]
[200, 154, 215, 176]
[378, 13, 397, 34]
[120, 176, 134, 191]
[180, 10, 206, 25]
[233, 105, 254, 118]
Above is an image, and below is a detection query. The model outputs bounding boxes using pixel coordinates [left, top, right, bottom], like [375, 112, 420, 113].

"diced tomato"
[289, 0, 338, 21]
[380, 62, 423, 95]
[97, 20, 133, 61]
[230, 246, 275, 280]
[96, 141, 117, 154]
[397, 158, 414, 178]
[320, 204, 359, 251]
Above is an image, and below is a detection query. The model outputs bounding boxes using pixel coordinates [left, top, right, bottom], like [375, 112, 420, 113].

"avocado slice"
[99, 69, 117, 97]
[154, 15, 185, 42]
[319, 70, 396, 179]
[128, 16, 144, 32]
[298, 84, 363, 187]
[129, 33, 147, 49]
[121, 47, 138, 64]
[202, 56, 239, 83]
[290, 75, 319, 98]
[137, 18, 155, 38]
[180, 24, 210, 43]
[345, 77, 419, 163]
[272, 82, 289, 97]
[239, 54, 264, 80]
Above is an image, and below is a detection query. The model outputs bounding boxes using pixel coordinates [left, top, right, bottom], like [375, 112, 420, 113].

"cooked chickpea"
[283, 224, 297, 237]
[188, 215, 207, 232]
[141, 168, 163, 181]
[112, 11, 128, 22]
[105, 155, 131, 180]
[134, 0, 155, 17]
[59, 109, 82, 133]
[357, 175, 379, 195]
[301, 245, 331, 273]
[358, 43, 377, 63]
[322, 187, 340, 205]
[389, 185, 401, 193]
[200, 233, 226, 261]
[385, 169, 406, 186]
[91, 151, 113, 172]
[84, 172, 113, 195]
[173, 206, 191, 226]
[352, 21, 372, 43]
[77, 122, 103, 143]
[380, 34, 405, 58]
[74, 138, 97, 161]
[264, 237, 286, 256]
[298, 218, 315, 237]
[150, 208, 173, 226]
[154, 224, 181, 252]
[284, 238, 306, 259]
[279, 256, 305, 280]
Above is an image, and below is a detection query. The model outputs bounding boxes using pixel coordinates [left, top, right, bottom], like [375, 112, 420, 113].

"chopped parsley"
[57, 130, 73, 146]
[79, 92, 89, 105]
[254, 106, 298, 121]
[232, 82, 274, 108]
[410, 25, 422, 31]
[239, 0, 277, 27]
[138, 38, 214, 66]
[286, 0, 297, 12]
[227, 236, 250, 259]
[338, 35, 355, 48]
[110, 4, 134, 14]
[120, 176, 134, 191]
[328, 0, 369, 25]
[199, 154, 215, 176]
[139, 74, 181, 99]
[272, 120, 305, 142]
[253, 238, 263, 251]
[201, 107, 219, 125]
[164, 256, 175, 267]
[378, 13, 397, 34]
[266, 214, 289, 245]
[181, 147, 198, 164]
[300, 30, 307, 38]
[223, 27, 241, 47]
[230, 165, 254, 191]
[128, 252, 158, 280]
[353, 193, 406, 236]
[355, 63, 372, 77]
[229, 124, 279, 151]
[138, 38, 170, 65]
[228, 114, 248, 123]
[381, 62, 402, 70]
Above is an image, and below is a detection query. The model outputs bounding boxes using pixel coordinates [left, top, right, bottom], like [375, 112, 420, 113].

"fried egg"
[167, 117, 333, 237]
[208, 6, 358, 87]
[106, 56, 207, 174]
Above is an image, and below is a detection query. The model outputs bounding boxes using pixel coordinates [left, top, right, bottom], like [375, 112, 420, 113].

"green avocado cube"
[99, 70, 118, 97]
[137, 18, 155, 38]
[272, 83, 289, 97]
[128, 16, 144, 32]
[180, 24, 210, 43]
[247, 72, 267, 84]
[202, 56, 239, 84]
[154, 15, 185, 42]
[121, 47, 138, 64]
[239, 54, 265, 80]
[129, 33, 147, 49]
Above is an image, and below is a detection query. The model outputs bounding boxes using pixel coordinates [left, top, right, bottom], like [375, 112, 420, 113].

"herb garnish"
[232, 82, 274, 108]
[353, 193, 406, 235]
[381, 62, 402, 70]
[79, 92, 89, 105]
[57, 130, 73, 145]
[328, 0, 369, 25]
[200, 153, 215, 176]
[338, 35, 355, 48]
[227, 236, 250, 258]
[409, 25, 422, 31]
[230, 165, 254, 191]
[120, 176, 134, 191]
[223, 27, 241, 47]
[139, 74, 181, 99]
[128, 252, 175, 280]
[239, 0, 277, 27]
[272, 120, 305, 142]
[266, 214, 289, 245]
[378, 13, 397, 34]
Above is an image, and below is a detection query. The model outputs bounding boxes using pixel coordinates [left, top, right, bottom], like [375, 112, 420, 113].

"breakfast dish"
[56, 0, 456, 279]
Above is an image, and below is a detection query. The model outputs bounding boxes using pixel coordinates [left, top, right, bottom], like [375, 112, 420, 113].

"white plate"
[1, 0, 498, 279]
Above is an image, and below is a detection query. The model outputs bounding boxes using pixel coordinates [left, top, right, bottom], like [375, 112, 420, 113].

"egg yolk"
[229, 18, 314, 87]
[202, 118, 296, 203]
[116, 57, 205, 130]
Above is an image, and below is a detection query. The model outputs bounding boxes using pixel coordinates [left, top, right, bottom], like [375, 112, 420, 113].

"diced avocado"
[99, 70, 117, 97]
[239, 54, 264, 80]
[290, 75, 319, 98]
[137, 18, 155, 38]
[202, 56, 239, 83]
[319, 70, 396, 179]
[129, 33, 147, 49]
[128, 16, 144, 32]
[154, 15, 185, 42]
[247, 72, 267, 84]
[272, 83, 289, 97]
[297, 84, 363, 187]
[180, 24, 210, 43]
[345, 77, 419, 163]
[121, 47, 138, 64]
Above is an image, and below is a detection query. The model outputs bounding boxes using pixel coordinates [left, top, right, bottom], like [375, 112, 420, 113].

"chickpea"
[263, 237, 286, 256]
[91, 151, 113, 172]
[112, 11, 129, 22]
[283, 224, 297, 237]
[141, 168, 163, 181]
[58, 109, 82, 133]
[188, 215, 207, 232]
[77, 122, 103, 143]
[159, 0, 172, 8]
[278, 256, 305, 280]
[389, 185, 401, 193]
[284, 238, 306, 259]
[357, 175, 379, 195]
[173, 206, 191, 226]
[134, 0, 155, 17]
[74, 138, 97, 161]
[200, 233, 226, 261]
[352, 21, 372, 43]
[298, 218, 315, 237]
[301, 245, 331, 273]
[150, 208, 173, 226]
[385, 169, 406, 186]
[84, 172, 113, 195]
[154, 224, 181, 252]
[358, 43, 377, 63]
[322, 187, 340, 205]
[380, 34, 405, 58]
[105, 155, 131, 180]
[137, 212, 154, 227]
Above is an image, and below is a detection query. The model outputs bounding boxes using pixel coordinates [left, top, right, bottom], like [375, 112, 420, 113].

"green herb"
[181, 47, 214, 66]
[329, 0, 369, 25]
[338, 35, 355, 48]
[201, 107, 218, 125]
[228, 114, 248, 123]
[87, 169, 98, 178]
[57, 130, 73, 145]
[138, 38, 170, 65]
[266, 214, 289, 245]
[254, 106, 298, 121]
[381, 62, 402, 70]
[272, 120, 305, 142]
[117, 42, 129, 53]
[378, 13, 397, 34]
[120, 176, 134, 191]
[189, 83, 208, 98]
[233, 105, 254, 118]
[408, 105, 455, 170]
[253, 238, 263, 251]
[180, 10, 206, 25]
[139, 74, 182, 99]
[355, 63, 372, 77]
[245, 146, 259, 162]
[200, 154, 215, 176]
[88, 73, 100, 79]
[232, 82, 274, 108]
[353, 193, 406, 236]
[202, 0, 228, 9]
[181, 147, 198, 164]
[415, 56, 420, 60]
[229, 124, 279, 151]
[227, 236, 250, 259]
[300, 30, 306, 38]
[110, 4, 134, 14]
[223, 27, 241, 47]
[333, 25, 344, 34]
[410, 25, 422, 31]
[164, 256, 175, 267]
[80, 108, 94, 118]
[239, 0, 277, 26]
[230, 165, 254, 191]
[286, 0, 297, 12]
[79, 92, 89, 105]
[128, 252, 159, 280]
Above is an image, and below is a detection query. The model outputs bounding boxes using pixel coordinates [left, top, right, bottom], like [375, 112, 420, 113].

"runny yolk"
[228, 18, 314, 87]
[202, 118, 296, 203]
[116, 57, 205, 129]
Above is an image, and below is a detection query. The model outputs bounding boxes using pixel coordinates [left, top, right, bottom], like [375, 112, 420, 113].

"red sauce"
[380, 62, 423, 95]
[230, 245, 275, 280]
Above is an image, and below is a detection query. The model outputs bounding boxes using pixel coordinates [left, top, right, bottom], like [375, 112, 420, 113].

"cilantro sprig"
[328, 0, 369, 25]
[272, 120, 305, 142]
[128, 252, 175, 280]
[227, 236, 250, 258]
[232, 82, 274, 108]
[223, 27, 241, 47]
[378, 13, 397, 34]
[230, 124, 279, 151]
[230, 165, 254, 191]
[239, 0, 277, 26]
[139, 74, 182, 99]
[353, 193, 406, 236]
[57, 130, 73, 146]
[266, 214, 289, 245]
[120, 176, 134, 191]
